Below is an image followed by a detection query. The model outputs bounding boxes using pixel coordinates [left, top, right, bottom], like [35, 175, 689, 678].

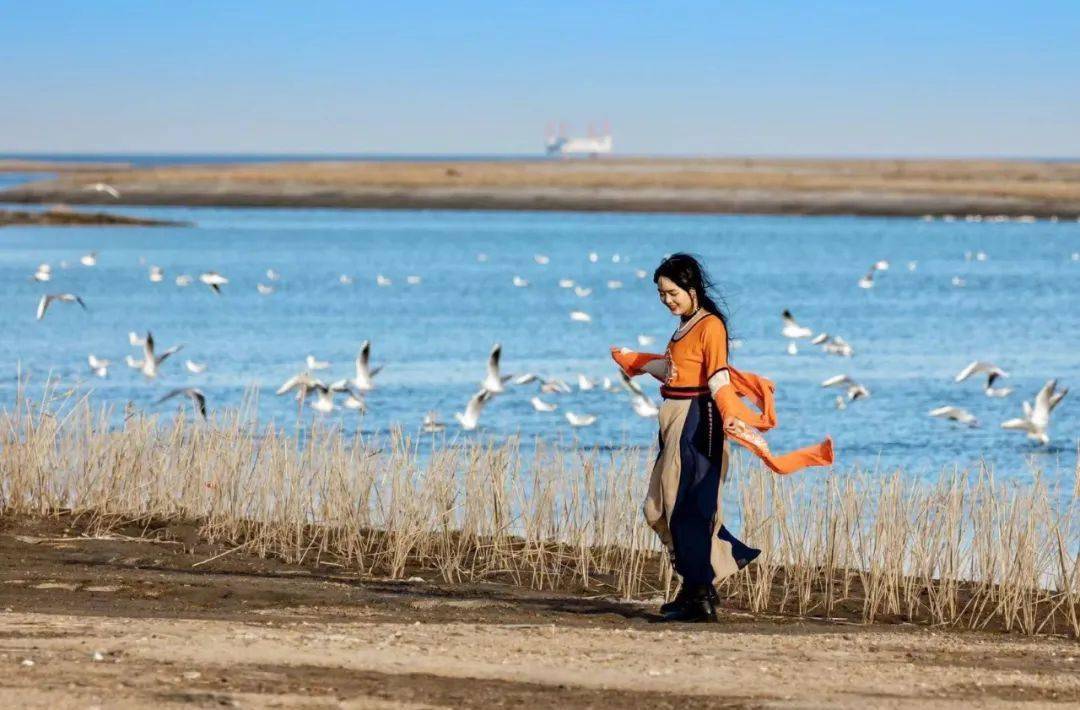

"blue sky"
[1, 1, 1077, 156]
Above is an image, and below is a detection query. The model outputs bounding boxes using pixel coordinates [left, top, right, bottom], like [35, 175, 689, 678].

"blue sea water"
[0, 200, 1077, 484]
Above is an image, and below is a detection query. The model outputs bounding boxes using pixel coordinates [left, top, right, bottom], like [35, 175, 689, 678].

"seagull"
[620, 372, 659, 417]
[929, 405, 979, 428]
[256, 283, 275, 295]
[951, 276, 966, 288]
[148, 266, 164, 283]
[612, 253, 622, 263]
[577, 374, 596, 391]
[79, 252, 97, 267]
[422, 411, 446, 433]
[199, 271, 228, 294]
[276, 370, 323, 399]
[32, 263, 51, 282]
[84, 182, 120, 199]
[512, 276, 529, 288]
[309, 383, 338, 413]
[858, 260, 890, 289]
[588, 252, 599, 263]
[534, 254, 550, 265]
[87, 354, 109, 378]
[834, 396, 847, 410]
[328, 380, 367, 412]
[786, 341, 798, 356]
[352, 340, 383, 391]
[36, 293, 87, 320]
[907, 261, 918, 271]
[558, 279, 575, 289]
[781, 310, 813, 340]
[635, 269, 647, 279]
[565, 411, 597, 427]
[955, 361, 1007, 383]
[175, 274, 193, 287]
[512, 373, 539, 385]
[184, 360, 207, 374]
[607, 280, 623, 290]
[821, 374, 870, 401]
[1001, 380, 1068, 445]
[156, 388, 207, 419]
[455, 389, 492, 431]
[637, 335, 656, 347]
[124, 355, 142, 370]
[266, 268, 281, 281]
[376, 274, 392, 287]
[539, 377, 572, 394]
[339, 274, 354, 285]
[406, 275, 422, 285]
[482, 343, 512, 394]
[138, 332, 183, 379]
[570, 310, 591, 323]
[305, 355, 329, 371]
[128, 331, 146, 347]
[956, 361, 1013, 397]
[574, 286, 592, 298]
[811, 334, 854, 357]
[531, 396, 558, 412]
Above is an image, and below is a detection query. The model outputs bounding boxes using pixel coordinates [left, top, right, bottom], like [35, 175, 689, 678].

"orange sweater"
[612, 315, 834, 475]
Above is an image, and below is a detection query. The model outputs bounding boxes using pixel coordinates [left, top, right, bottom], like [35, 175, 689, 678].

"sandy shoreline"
[4, 157, 1080, 218]
[2, 515, 1078, 708]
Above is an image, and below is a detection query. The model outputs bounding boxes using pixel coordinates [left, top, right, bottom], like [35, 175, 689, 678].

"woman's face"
[656, 276, 696, 317]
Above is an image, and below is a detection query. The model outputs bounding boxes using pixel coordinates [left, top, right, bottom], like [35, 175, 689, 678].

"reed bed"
[1, 396, 1077, 638]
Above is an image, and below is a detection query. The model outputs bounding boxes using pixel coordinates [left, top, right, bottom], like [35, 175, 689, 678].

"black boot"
[660, 584, 718, 623]
[659, 584, 694, 615]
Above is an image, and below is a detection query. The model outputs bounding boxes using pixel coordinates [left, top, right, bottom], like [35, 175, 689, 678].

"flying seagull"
[531, 396, 558, 412]
[955, 361, 1012, 396]
[929, 405, 979, 428]
[352, 340, 383, 391]
[455, 389, 493, 431]
[620, 372, 659, 417]
[199, 271, 228, 295]
[781, 310, 813, 340]
[481, 343, 512, 394]
[87, 354, 109, 378]
[136, 332, 183, 379]
[184, 360, 207, 374]
[156, 388, 207, 419]
[565, 411, 597, 427]
[36, 293, 86, 320]
[1001, 380, 1068, 445]
[84, 182, 120, 199]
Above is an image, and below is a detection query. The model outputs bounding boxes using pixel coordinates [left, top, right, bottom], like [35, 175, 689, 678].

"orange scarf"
[612, 349, 833, 475]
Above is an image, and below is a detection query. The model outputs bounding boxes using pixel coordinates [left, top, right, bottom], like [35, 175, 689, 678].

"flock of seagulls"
[21, 235, 1075, 452]
[779, 247, 1072, 446]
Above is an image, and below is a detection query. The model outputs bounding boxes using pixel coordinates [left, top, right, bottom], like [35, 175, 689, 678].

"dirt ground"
[1, 516, 1078, 709]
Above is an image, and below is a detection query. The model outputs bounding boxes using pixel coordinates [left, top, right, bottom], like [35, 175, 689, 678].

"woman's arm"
[610, 347, 668, 382]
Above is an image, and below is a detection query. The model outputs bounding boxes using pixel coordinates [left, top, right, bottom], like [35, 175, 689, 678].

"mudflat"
[4, 158, 1080, 218]
[2, 516, 1077, 709]
[0, 207, 184, 228]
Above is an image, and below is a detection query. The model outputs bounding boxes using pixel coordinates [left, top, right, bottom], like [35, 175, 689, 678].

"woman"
[612, 254, 833, 622]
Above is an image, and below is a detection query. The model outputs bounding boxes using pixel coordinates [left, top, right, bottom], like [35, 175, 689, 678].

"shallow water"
[1, 204, 1077, 483]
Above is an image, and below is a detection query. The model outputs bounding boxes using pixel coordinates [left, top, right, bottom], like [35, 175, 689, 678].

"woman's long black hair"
[653, 253, 732, 350]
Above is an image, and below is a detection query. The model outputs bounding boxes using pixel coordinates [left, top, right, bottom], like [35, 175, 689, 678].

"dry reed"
[1, 395, 1077, 638]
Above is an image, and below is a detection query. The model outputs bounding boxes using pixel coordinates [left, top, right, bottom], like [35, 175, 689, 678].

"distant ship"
[545, 123, 612, 157]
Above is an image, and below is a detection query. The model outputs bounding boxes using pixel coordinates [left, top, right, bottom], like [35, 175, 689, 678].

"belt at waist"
[660, 385, 710, 400]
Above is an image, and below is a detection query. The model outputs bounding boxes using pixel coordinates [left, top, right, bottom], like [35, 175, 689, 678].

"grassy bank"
[1, 395, 1077, 638]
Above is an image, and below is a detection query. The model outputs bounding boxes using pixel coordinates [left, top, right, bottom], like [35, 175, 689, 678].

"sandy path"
[2, 608, 1078, 708]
